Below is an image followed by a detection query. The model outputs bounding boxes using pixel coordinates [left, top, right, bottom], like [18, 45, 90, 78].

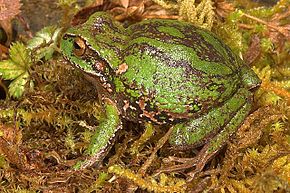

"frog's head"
[60, 12, 127, 78]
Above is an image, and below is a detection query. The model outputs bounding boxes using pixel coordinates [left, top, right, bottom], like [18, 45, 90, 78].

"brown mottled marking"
[116, 63, 128, 75]
[139, 98, 161, 123]
[104, 83, 113, 93]
[93, 61, 105, 72]
[122, 100, 130, 112]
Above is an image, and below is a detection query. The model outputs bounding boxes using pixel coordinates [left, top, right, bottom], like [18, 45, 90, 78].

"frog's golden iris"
[73, 37, 86, 56]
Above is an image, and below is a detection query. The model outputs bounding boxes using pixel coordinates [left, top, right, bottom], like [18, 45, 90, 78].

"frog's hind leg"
[188, 99, 252, 179]
[160, 88, 252, 178]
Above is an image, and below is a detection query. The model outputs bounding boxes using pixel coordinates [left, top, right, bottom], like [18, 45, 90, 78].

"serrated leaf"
[27, 26, 55, 49]
[0, 42, 30, 80]
[9, 42, 31, 68]
[27, 26, 63, 61]
[0, 42, 32, 98]
[8, 72, 29, 98]
[0, 59, 25, 79]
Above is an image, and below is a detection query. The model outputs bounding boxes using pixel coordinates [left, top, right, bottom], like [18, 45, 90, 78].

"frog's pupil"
[73, 41, 81, 50]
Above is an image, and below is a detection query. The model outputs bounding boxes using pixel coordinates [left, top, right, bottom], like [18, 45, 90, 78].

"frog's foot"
[156, 144, 214, 178]
[159, 88, 253, 179]
[74, 99, 121, 170]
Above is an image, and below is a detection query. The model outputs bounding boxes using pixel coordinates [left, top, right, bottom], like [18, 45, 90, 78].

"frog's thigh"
[75, 99, 121, 170]
[169, 88, 252, 148]
[205, 98, 251, 154]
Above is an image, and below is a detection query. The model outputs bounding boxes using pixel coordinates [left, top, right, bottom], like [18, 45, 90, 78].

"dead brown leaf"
[241, 7, 290, 52]
[0, 124, 28, 170]
[0, 0, 22, 21]
[243, 34, 261, 65]
[214, 0, 235, 19]
[267, 8, 290, 52]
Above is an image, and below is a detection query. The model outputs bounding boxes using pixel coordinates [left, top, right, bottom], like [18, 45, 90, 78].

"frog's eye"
[73, 37, 86, 56]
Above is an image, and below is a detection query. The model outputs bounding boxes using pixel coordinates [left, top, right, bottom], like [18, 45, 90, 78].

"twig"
[138, 126, 174, 176]
[242, 13, 289, 37]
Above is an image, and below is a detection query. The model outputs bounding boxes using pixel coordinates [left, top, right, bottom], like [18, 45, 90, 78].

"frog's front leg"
[165, 88, 252, 176]
[74, 98, 121, 170]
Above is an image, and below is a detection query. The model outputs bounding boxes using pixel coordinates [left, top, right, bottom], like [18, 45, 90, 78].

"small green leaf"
[9, 42, 31, 68]
[0, 59, 24, 79]
[0, 42, 31, 80]
[8, 72, 29, 98]
[27, 26, 62, 60]
[0, 42, 32, 98]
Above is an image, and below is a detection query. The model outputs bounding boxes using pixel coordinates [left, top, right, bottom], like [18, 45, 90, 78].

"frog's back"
[126, 19, 241, 71]
[120, 19, 245, 123]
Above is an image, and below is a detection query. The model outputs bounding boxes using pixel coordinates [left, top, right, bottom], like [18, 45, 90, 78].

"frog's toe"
[155, 146, 212, 180]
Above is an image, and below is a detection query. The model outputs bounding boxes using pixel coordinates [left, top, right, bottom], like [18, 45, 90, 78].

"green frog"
[60, 12, 261, 173]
